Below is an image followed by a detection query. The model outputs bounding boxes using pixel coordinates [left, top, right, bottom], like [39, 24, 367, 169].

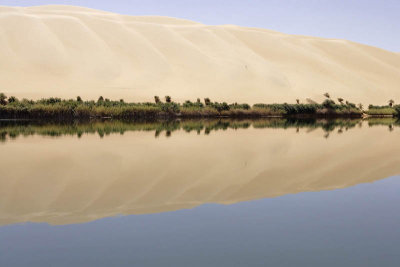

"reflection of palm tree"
[389, 124, 394, 132]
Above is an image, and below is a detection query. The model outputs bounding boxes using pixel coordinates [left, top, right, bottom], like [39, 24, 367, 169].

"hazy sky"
[1, 0, 399, 52]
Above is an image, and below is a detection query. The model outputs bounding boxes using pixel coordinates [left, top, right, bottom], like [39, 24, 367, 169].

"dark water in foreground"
[0, 119, 399, 266]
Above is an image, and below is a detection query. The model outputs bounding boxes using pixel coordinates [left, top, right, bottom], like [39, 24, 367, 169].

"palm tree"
[7, 96, 18, 103]
[358, 103, 363, 110]
[0, 93, 7, 105]
[204, 98, 211, 106]
[165, 96, 172, 103]
[98, 96, 104, 102]
[77, 96, 82, 102]
[154, 96, 161, 104]
[324, 93, 330, 99]
[388, 99, 395, 107]
[296, 99, 300, 104]
[338, 98, 344, 104]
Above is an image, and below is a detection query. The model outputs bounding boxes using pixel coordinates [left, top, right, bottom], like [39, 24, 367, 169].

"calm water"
[1, 118, 400, 266]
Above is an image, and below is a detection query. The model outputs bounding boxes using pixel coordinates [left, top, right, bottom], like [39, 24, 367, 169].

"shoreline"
[0, 111, 391, 120]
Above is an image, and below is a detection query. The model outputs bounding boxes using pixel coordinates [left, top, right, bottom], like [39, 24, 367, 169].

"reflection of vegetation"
[252, 118, 361, 132]
[366, 117, 399, 126]
[1, 118, 398, 143]
[366, 117, 400, 132]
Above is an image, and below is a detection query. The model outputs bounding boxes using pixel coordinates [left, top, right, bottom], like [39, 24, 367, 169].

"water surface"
[0, 119, 399, 266]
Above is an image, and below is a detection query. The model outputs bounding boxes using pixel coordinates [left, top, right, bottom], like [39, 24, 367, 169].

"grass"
[366, 105, 397, 116]
[252, 102, 362, 117]
[0, 94, 398, 120]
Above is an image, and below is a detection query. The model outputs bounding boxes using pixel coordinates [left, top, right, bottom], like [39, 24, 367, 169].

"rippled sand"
[1, 5, 400, 104]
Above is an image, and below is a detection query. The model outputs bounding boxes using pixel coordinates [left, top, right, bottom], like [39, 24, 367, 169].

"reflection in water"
[1, 118, 399, 142]
[0, 118, 400, 225]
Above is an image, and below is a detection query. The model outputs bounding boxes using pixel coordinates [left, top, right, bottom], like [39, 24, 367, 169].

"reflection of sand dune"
[0, 125, 399, 225]
[1, 5, 400, 104]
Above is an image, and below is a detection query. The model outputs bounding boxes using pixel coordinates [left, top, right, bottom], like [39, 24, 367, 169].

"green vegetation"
[253, 101, 361, 117]
[0, 93, 7, 105]
[0, 93, 398, 120]
[366, 104, 397, 116]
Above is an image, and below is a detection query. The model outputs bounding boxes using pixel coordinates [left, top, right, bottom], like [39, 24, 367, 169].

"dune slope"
[1, 5, 400, 104]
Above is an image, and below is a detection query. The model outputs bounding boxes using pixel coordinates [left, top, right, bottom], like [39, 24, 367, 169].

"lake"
[1, 118, 400, 266]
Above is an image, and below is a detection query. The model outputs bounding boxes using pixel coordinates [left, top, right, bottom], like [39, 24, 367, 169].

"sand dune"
[1, 5, 399, 104]
[0, 123, 400, 225]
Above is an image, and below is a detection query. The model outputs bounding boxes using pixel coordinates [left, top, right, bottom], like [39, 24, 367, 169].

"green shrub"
[0, 93, 7, 105]
[0, 95, 372, 120]
[322, 99, 336, 109]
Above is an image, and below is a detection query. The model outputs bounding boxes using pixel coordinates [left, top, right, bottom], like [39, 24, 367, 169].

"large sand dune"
[1, 5, 399, 104]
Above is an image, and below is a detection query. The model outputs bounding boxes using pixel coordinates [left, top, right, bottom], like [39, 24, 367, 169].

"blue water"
[1, 175, 399, 267]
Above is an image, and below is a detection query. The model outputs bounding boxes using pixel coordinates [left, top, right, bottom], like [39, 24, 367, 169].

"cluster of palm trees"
[296, 92, 396, 111]
[323, 92, 351, 105]
[154, 96, 172, 104]
[1, 91, 397, 112]
[153, 96, 213, 106]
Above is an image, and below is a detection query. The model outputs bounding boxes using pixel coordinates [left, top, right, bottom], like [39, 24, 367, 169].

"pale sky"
[1, 0, 399, 52]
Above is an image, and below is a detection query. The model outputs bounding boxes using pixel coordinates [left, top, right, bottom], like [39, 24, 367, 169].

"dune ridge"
[1, 5, 400, 104]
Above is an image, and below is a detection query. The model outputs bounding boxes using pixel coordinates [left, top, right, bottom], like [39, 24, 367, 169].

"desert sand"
[1, 5, 400, 104]
[0, 123, 400, 225]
